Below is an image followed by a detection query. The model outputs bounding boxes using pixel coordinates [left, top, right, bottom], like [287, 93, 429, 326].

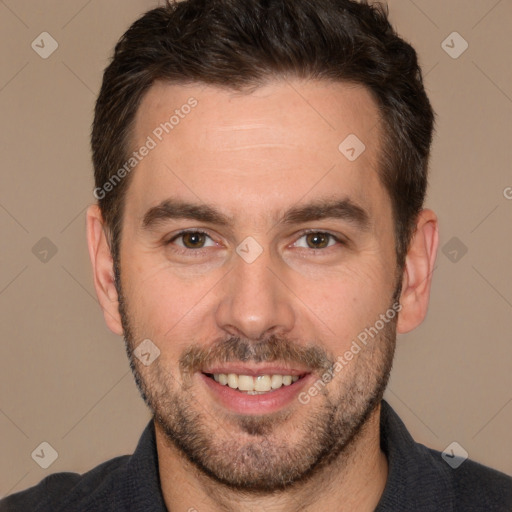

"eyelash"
[165, 229, 346, 255]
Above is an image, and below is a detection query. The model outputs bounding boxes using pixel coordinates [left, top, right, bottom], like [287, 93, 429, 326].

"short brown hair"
[92, 0, 435, 270]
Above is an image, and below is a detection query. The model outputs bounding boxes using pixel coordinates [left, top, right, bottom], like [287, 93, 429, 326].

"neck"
[156, 403, 388, 512]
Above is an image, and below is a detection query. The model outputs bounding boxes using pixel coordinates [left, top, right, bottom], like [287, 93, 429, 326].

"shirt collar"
[123, 419, 168, 511]
[375, 399, 456, 511]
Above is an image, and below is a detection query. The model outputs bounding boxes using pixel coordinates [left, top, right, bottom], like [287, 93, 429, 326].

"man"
[2, 0, 511, 510]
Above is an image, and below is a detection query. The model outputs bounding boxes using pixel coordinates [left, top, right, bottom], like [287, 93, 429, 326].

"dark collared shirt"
[1, 400, 511, 511]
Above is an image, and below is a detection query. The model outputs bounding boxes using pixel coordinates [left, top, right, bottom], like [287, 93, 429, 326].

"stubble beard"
[115, 265, 398, 493]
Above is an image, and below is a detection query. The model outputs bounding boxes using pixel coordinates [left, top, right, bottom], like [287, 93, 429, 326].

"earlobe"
[396, 209, 439, 334]
[86, 204, 124, 336]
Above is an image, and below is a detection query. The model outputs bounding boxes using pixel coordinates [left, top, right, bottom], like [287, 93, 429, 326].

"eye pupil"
[183, 232, 205, 248]
[306, 233, 329, 249]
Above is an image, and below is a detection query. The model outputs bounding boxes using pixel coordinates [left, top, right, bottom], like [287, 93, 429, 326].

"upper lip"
[201, 364, 311, 376]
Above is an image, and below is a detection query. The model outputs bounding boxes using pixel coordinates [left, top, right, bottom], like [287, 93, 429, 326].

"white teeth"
[254, 375, 271, 392]
[282, 375, 292, 386]
[227, 373, 238, 389]
[270, 374, 283, 389]
[237, 375, 254, 391]
[210, 373, 301, 393]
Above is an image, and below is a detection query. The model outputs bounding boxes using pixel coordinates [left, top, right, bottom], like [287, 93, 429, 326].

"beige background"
[1, 0, 511, 497]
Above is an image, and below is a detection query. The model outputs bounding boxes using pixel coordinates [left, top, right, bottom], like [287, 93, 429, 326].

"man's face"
[116, 79, 399, 490]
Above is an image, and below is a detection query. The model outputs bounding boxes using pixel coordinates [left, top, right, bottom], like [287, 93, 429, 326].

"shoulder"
[378, 400, 512, 511]
[419, 443, 512, 511]
[441, 452, 512, 510]
[0, 456, 130, 512]
[0, 420, 164, 512]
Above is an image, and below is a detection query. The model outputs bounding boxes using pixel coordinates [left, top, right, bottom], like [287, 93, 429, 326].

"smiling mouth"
[204, 372, 305, 394]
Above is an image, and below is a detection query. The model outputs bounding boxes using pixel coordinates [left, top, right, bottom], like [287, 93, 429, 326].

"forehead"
[126, 78, 388, 226]
[134, 78, 380, 151]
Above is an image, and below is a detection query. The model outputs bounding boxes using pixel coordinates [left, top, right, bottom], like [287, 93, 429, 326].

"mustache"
[179, 334, 334, 375]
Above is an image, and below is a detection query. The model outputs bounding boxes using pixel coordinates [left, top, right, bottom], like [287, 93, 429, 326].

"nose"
[214, 247, 296, 341]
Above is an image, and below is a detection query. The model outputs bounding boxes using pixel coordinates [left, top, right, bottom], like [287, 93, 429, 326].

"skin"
[87, 79, 438, 511]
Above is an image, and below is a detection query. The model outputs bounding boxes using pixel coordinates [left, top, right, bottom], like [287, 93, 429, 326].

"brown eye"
[168, 231, 215, 250]
[293, 231, 343, 251]
[305, 232, 331, 249]
[181, 232, 207, 248]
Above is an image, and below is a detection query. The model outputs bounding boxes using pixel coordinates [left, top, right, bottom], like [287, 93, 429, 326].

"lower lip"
[200, 373, 314, 415]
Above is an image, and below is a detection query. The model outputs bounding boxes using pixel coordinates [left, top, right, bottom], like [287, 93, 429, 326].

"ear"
[397, 209, 439, 334]
[86, 204, 124, 336]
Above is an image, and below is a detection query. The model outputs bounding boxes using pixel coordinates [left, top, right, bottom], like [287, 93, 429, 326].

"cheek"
[122, 258, 218, 339]
[297, 262, 392, 347]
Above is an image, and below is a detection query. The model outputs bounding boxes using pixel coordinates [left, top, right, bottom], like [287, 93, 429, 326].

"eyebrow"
[141, 197, 371, 232]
